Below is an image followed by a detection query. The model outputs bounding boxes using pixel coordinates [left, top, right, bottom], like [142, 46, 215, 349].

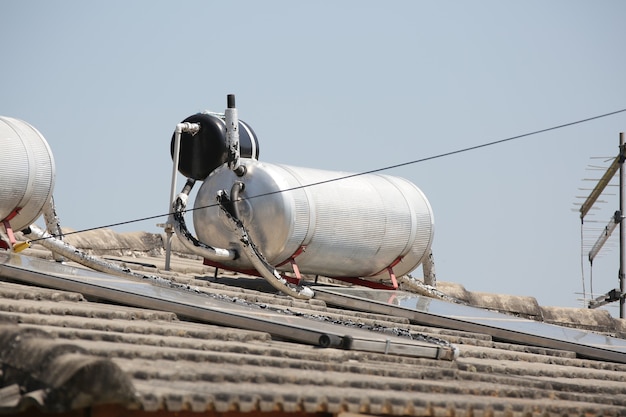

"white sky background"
[3, 1, 626, 312]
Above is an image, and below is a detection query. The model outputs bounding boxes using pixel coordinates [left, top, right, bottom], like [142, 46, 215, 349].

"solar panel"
[0, 252, 456, 360]
[312, 286, 626, 363]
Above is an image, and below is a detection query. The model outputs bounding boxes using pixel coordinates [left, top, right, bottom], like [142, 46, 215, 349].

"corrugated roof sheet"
[1, 230, 626, 416]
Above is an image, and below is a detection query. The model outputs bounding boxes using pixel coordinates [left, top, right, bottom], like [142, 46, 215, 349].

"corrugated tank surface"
[0, 117, 55, 230]
[194, 160, 434, 278]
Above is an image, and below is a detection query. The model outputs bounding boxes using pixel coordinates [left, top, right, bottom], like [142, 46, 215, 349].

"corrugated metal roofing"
[0, 231, 626, 416]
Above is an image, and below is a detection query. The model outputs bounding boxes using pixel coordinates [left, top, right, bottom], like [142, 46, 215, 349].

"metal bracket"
[276, 246, 307, 284]
[2, 220, 16, 247]
[375, 256, 404, 289]
[386, 266, 398, 289]
[588, 288, 625, 309]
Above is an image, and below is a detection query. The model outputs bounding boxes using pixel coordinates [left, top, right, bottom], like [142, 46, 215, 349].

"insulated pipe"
[422, 249, 436, 287]
[216, 190, 314, 299]
[169, 122, 201, 210]
[225, 94, 245, 176]
[173, 180, 311, 298]
[42, 196, 64, 262]
[397, 274, 461, 304]
[165, 122, 201, 270]
[230, 181, 245, 221]
[42, 196, 63, 239]
[23, 224, 163, 282]
[171, 180, 238, 262]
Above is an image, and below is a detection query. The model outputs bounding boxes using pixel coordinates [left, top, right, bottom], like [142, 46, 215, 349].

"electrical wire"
[28, 107, 626, 242]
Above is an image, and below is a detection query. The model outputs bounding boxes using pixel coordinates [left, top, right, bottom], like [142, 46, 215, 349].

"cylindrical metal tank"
[171, 112, 259, 180]
[0, 117, 55, 231]
[193, 159, 434, 279]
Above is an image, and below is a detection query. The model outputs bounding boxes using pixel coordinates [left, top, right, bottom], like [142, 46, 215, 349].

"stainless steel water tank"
[0, 117, 55, 231]
[193, 159, 434, 279]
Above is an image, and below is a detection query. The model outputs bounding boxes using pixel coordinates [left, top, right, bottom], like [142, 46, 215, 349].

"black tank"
[170, 113, 259, 180]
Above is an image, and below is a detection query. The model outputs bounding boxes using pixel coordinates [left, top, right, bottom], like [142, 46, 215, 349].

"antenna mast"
[582, 133, 626, 317]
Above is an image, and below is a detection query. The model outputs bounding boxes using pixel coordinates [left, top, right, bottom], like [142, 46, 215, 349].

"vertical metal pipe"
[422, 249, 436, 287]
[164, 127, 183, 271]
[164, 122, 199, 270]
[225, 94, 245, 175]
[619, 132, 626, 319]
[43, 196, 65, 262]
[169, 128, 183, 225]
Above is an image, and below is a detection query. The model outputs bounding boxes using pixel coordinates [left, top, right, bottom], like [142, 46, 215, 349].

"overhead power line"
[30, 107, 626, 241]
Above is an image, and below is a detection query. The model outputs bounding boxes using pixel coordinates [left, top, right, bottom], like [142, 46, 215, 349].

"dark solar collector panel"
[313, 286, 626, 363]
[0, 252, 455, 360]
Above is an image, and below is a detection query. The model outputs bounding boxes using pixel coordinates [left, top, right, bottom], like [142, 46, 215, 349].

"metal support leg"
[619, 132, 626, 319]
[387, 266, 398, 289]
[423, 249, 437, 287]
[289, 258, 303, 283]
[2, 221, 15, 247]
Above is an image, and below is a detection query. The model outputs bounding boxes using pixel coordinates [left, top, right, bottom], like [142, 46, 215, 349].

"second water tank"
[193, 159, 434, 279]
[0, 116, 55, 231]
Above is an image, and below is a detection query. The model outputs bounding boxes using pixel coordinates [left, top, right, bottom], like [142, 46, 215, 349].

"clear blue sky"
[3, 1, 626, 312]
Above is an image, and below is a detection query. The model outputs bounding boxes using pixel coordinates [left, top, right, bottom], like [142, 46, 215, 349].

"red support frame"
[204, 252, 405, 291]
